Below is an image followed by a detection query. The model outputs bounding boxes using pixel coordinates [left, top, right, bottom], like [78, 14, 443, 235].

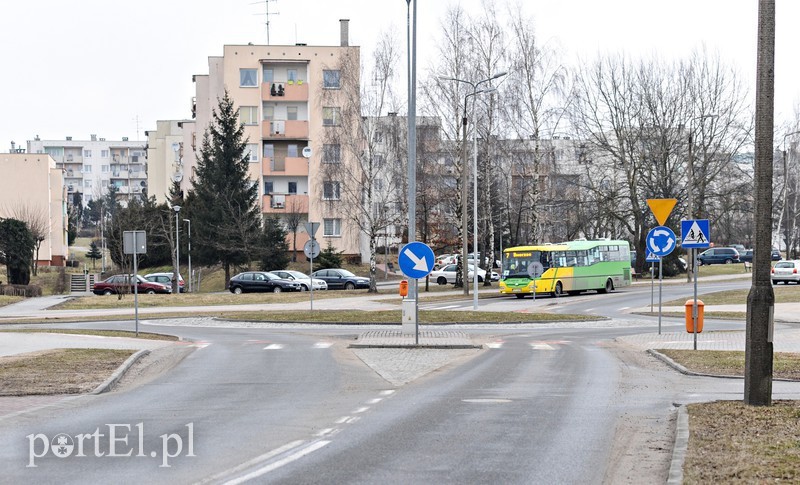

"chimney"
[90, 134, 97, 141]
[340, 19, 349, 47]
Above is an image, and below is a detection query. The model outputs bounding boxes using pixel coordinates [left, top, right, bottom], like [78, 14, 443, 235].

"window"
[246, 144, 259, 162]
[263, 144, 274, 158]
[263, 105, 274, 121]
[264, 181, 273, 194]
[101, 150, 109, 158]
[262, 68, 274, 84]
[374, 130, 383, 142]
[287, 144, 298, 157]
[83, 164, 92, 173]
[372, 154, 385, 167]
[323, 181, 340, 200]
[240, 68, 258, 87]
[323, 144, 340, 164]
[84, 150, 92, 158]
[288, 182, 297, 194]
[287, 106, 298, 121]
[84, 180, 92, 188]
[322, 107, 340, 126]
[323, 70, 341, 88]
[287, 69, 297, 82]
[323, 218, 341, 237]
[45, 147, 63, 158]
[101, 165, 109, 173]
[239, 106, 258, 125]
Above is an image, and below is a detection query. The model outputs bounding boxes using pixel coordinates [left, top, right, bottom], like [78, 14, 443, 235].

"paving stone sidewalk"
[349, 330, 481, 349]
[618, 327, 800, 352]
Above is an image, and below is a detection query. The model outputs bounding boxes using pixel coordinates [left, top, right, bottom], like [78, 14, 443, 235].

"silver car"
[269, 270, 328, 291]
[772, 260, 800, 284]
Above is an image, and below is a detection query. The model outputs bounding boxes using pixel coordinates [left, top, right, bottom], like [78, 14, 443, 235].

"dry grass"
[660, 349, 800, 380]
[0, 329, 177, 341]
[0, 348, 134, 396]
[664, 286, 800, 306]
[685, 400, 800, 483]
[0, 295, 24, 307]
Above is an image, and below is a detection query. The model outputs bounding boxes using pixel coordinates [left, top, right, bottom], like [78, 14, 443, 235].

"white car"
[429, 263, 499, 285]
[269, 270, 328, 291]
[772, 260, 800, 285]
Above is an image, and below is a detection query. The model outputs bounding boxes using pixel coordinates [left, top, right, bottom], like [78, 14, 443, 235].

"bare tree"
[283, 197, 305, 262]
[5, 202, 49, 275]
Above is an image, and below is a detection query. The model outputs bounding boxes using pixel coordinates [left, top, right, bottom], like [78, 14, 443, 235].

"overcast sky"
[2, 0, 798, 149]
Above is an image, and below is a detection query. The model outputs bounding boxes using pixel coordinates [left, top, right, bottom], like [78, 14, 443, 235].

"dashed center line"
[263, 344, 284, 350]
[313, 342, 333, 349]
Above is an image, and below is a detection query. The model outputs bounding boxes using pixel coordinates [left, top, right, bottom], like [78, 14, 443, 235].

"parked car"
[696, 247, 740, 265]
[310, 268, 370, 290]
[227, 271, 302, 294]
[144, 272, 185, 292]
[92, 274, 171, 295]
[740, 249, 754, 263]
[731, 244, 746, 253]
[772, 260, 800, 284]
[772, 248, 783, 261]
[269, 270, 328, 291]
[429, 263, 499, 285]
[435, 254, 459, 268]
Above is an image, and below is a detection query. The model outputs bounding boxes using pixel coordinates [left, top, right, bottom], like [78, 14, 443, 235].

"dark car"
[772, 248, 783, 261]
[92, 274, 171, 295]
[740, 249, 754, 263]
[228, 271, 302, 294]
[696, 247, 740, 265]
[310, 268, 370, 290]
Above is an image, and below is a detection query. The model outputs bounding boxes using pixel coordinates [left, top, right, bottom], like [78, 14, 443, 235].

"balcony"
[262, 81, 308, 102]
[262, 156, 309, 176]
[262, 120, 308, 140]
[111, 170, 129, 179]
[262, 194, 309, 214]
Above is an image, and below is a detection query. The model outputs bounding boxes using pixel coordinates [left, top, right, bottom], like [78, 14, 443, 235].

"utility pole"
[745, 0, 775, 406]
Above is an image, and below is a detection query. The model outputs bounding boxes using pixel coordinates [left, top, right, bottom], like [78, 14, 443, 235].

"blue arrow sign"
[681, 219, 711, 248]
[398, 242, 435, 279]
[646, 226, 677, 257]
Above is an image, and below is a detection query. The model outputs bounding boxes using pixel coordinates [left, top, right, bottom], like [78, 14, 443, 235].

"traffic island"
[349, 330, 481, 349]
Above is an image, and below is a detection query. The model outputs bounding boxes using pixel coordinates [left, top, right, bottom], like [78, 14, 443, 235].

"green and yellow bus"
[499, 239, 632, 298]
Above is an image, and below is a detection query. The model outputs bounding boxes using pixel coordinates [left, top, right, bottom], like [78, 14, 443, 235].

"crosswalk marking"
[530, 343, 555, 350]
[313, 342, 333, 349]
[263, 344, 284, 350]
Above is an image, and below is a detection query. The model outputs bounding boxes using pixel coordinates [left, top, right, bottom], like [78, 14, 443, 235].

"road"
[1, 277, 797, 483]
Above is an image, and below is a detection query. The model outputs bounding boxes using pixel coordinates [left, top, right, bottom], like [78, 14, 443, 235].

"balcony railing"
[261, 194, 309, 214]
[262, 120, 308, 139]
[262, 81, 309, 102]
[262, 156, 309, 176]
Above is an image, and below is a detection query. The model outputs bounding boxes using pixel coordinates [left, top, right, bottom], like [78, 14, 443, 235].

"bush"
[0, 284, 43, 297]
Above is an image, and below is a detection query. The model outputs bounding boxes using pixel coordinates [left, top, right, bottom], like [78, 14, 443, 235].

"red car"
[92, 274, 171, 295]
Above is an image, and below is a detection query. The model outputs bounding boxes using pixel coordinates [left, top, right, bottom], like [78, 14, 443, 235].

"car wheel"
[437, 276, 447, 285]
[515, 294, 526, 299]
[697, 260, 704, 266]
[232, 286, 243, 295]
[103, 289, 113, 295]
[772, 280, 778, 285]
[345, 282, 356, 290]
[477, 275, 484, 283]
[273, 286, 283, 293]
[300, 285, 308, 291]
[552, 281, 563, 297]
[146, 289, 155, 294]
[725, 259, 733, 264]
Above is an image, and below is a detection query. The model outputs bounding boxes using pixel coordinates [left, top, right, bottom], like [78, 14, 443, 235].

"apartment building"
[145, 120, 192, 203]
[27, 135, 147, 206]
[0, 153, 69, 266]
[180, 19, 363, 258]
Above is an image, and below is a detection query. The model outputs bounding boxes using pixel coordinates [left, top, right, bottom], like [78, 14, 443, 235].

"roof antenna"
[252, 0, 279, 45]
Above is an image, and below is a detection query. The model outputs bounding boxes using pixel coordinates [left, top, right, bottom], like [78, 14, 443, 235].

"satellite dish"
[302, 146, 312, 158]
[172, 173, 183, 182]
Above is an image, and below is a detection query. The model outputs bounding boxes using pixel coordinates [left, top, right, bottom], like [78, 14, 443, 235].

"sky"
[2, 0, 799, 150]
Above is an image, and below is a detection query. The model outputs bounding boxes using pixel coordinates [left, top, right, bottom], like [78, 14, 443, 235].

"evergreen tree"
[258, 216, 290, 271]
[86, 241, 102, 269]
[314, 241, 344, 270]
[0, 218, 35, 285]
[188, 90, 262, 285]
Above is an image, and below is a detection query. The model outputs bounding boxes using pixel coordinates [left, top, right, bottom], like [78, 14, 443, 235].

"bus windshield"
[502, 250, 550, 279]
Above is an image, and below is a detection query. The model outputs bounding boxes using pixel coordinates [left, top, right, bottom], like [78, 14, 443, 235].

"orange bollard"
[399, 280, 408, 297]
[685, 299, 704, 333]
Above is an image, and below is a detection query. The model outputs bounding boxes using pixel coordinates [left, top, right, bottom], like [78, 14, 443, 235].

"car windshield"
[264, 272, 278, 280]
[287, 271, 308, 279]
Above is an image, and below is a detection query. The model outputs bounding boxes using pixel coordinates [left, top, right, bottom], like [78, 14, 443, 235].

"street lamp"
[783, 131, 800, 259]
[183, 218, 192, 292]
[173, 205, 181, 295]
[686, 113, 717, 283]
[440, 71, 508, 305]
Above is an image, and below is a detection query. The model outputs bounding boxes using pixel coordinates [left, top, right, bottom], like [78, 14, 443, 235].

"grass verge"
[659, 349, 800, 380]
[0, 329, 177, 341]
[663, 286, 800, 306]
[0, 348, 135, 396]
[685, 400, 800, 483]
[0, 295, 24, 308]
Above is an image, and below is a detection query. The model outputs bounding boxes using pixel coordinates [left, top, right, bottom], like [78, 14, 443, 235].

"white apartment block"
[27, 135, 147, 206]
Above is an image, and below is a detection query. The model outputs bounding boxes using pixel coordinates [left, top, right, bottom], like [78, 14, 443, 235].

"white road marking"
[353, 406, 369, 414]
[530, 343, 555, 351]
[263, 344, 284, 350]
[379, 390, 395, 396]
[313, 342, 333, 349]
[335, 416, 351, 424]
[224, 440, 330, 484]
[367, 398, 382, 404]
[345, 417, 361, 424]
[314, 428, 337, 437]
[198, 440, 303, 484]
[486, 341, 504, 349]
[619, 306, 630, 311]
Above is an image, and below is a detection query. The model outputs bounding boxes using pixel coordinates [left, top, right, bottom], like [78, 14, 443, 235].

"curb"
[647, 349, 800, 382]
[667, 404, 688, 484]
[92, 349, 151, 395]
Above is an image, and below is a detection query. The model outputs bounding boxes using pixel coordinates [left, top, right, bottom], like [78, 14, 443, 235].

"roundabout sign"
[646, 226, 677, 257]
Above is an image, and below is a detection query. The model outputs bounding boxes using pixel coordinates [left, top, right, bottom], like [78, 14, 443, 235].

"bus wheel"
[552, 282, 563, 297]
[515, 294, 526, 299]
[598, 279, 614, 294]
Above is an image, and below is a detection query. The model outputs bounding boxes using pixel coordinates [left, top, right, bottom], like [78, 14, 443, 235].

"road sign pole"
[693, 248, 698, 350]
[658, 258, 663, 335]
[650, 265, 654, 313]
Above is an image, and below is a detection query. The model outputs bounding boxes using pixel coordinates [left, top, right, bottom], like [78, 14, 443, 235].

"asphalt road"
[2, 276, 795, 484]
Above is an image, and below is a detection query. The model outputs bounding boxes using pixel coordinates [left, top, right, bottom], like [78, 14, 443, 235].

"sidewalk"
[349, 330, 481, 349]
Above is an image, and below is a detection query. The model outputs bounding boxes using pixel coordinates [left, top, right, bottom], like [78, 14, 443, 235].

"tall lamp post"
[686, 113, 717, 283]
[440, 71, 508, 302]
[183, 218, 192, 292]
[173, 205, 181, 295]
[782, 131, 800, 259]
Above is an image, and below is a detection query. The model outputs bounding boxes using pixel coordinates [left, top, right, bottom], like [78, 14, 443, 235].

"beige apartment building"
[167, 19, 363, 259]
[27, 135, 147, 206]
[0, 153, 69, 266]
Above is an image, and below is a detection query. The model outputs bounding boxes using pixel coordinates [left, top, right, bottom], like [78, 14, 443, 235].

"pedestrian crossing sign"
[681, 219, 710, 248]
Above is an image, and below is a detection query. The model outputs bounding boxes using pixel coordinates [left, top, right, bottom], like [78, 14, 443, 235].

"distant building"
[0, 153, 69, 266]
[145, 120, 192, 203]
[27, 135, 147, 206]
